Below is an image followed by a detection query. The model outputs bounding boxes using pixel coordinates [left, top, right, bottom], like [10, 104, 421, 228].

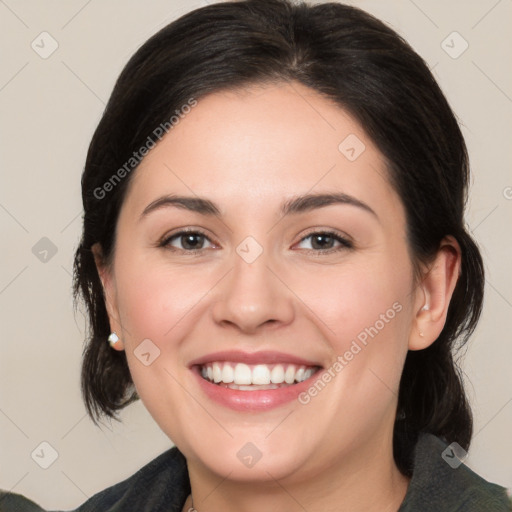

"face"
[99, 82, 425, 483]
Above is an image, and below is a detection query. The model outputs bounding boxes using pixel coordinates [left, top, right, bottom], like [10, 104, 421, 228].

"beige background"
[0, 0, 511, 509]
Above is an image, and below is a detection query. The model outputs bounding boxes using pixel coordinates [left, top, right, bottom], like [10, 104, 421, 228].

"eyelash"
[295, 229, 353, 254]
[159, 228, 353, 255]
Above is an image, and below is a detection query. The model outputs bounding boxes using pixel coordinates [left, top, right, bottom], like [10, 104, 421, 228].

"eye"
[160, 229, 216, 252]
[294, 230, 353, 252]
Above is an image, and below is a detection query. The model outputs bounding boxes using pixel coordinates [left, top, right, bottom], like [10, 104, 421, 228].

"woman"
[1, 0, 510, 510]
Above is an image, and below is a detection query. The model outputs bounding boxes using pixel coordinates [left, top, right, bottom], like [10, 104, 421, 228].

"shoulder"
[399, 433, 511, 512]
[0, 446, 190, 512]
[0, 492, 49, 512]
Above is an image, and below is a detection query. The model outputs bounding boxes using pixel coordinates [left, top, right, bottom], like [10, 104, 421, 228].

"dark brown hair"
[73, 0, 484, 475]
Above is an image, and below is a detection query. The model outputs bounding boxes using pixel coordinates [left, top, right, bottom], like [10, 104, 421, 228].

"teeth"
[233, 363, 252, 385]
[252, 364, 271, 385]
[227, 383, 279, 391]
[200, 362, 318, 386]
[270, 365, 285, 384]
[221, 363, 234, 383]
[213, 362, 222, 383]
[284, 365, 296, 384]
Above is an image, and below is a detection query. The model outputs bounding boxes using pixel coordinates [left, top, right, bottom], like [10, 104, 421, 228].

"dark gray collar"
[398, 433, 510, 511]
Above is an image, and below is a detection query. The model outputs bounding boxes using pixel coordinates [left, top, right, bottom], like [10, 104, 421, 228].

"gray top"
[1, 433, 510, 511]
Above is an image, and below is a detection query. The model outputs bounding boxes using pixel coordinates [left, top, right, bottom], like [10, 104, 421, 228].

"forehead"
[122, 81, 402, 222]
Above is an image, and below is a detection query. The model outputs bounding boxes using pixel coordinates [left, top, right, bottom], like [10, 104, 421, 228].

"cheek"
[294, 252, 412, 405]
[114, 256, 212, 344]
[111, 257, 210, 425]
[294, 254, 412, 347]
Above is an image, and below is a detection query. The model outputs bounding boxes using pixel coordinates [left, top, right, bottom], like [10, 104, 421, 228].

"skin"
[93, 81, 461, 512]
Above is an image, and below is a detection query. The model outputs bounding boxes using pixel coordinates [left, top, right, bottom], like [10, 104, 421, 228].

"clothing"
[1, 434, 510, 511]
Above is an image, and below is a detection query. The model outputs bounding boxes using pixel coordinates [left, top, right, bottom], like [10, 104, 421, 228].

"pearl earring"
[421, 304, 429, 311]
[108, 332, 120, 347]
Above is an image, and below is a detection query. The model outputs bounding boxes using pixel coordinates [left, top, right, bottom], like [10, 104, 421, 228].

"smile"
[189, 351, 323, 411]
[200, 362, 320, 390]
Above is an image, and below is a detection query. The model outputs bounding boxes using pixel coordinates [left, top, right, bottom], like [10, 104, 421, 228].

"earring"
[108, 332, 120, 347]
[421, 304, 429, 311]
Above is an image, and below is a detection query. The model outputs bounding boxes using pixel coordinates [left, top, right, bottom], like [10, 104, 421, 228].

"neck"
[183, 433, 409, 512]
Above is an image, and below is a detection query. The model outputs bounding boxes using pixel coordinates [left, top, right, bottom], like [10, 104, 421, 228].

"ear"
[91, 243, 125, 351]
[409, 236, 461, 351]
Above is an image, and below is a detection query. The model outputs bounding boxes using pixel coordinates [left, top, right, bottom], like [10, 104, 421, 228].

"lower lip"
[192, 366, 320, 411]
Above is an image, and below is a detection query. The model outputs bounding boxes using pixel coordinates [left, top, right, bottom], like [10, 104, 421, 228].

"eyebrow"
[139, 192, 378, 220]
[280, 192, 377, 218]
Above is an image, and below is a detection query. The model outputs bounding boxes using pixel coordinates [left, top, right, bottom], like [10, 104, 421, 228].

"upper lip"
[189, 350, 323, 368]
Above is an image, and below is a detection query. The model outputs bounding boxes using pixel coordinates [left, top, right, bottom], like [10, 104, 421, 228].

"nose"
[211, 248, 295, 335]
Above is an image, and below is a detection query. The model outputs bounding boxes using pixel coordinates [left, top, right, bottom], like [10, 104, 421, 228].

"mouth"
[189, 351, 323, 411]
[198, 362, 321, 391]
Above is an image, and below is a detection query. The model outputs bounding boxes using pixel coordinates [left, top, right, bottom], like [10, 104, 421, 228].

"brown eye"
[161, 230, 215, 252]
[310, 233, 336, 250]
[295, 231, 353, 252]
[178, 233, 206, 250]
